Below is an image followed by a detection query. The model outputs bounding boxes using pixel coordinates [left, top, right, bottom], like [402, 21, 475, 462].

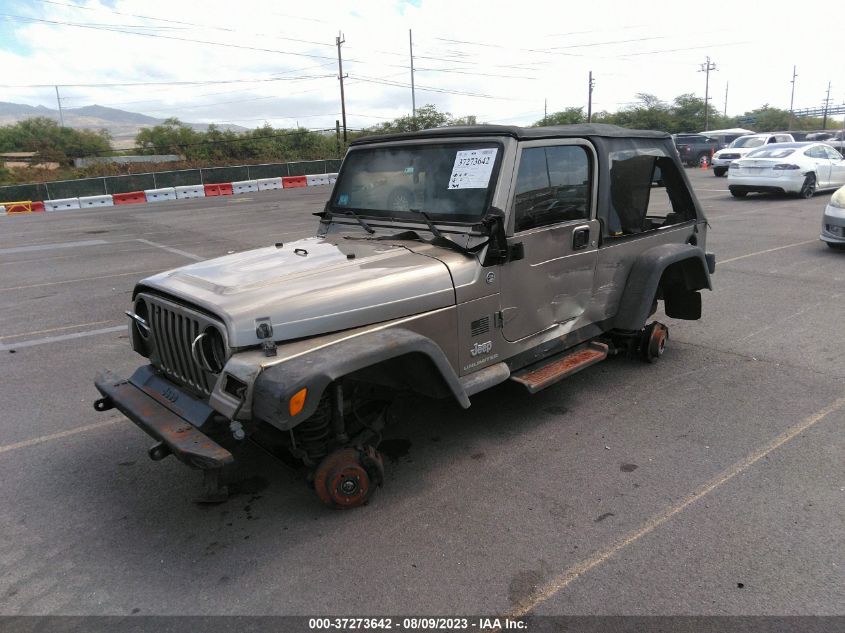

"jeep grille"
[140, 294, 223, 396]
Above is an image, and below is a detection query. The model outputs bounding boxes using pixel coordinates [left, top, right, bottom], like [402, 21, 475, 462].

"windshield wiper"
[334, 209, 374, 234]
[408, 208, 444, 239]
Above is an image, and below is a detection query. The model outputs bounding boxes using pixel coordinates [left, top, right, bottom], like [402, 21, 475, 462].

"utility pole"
[54, 85, 65, 127]
[544, 98, 547, 125]
[409, 29, 416, 129]
[788, 65, 797, 128]
[336, 32, 348, 143]
[822, 81, 832, 129]
[723, 81, 729, 117]
[335, 119, 341, 155]
[587, 71, 595, 123]
[699, 56, 716, 131]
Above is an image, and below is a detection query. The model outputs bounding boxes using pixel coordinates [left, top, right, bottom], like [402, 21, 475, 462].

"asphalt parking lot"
[0, 170, 843, 617]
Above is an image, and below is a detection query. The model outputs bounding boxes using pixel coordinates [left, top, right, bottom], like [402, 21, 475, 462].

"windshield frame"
[329, 139, 505, 225]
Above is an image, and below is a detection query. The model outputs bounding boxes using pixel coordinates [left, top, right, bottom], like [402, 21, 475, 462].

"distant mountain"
[0, 102, 248, 148]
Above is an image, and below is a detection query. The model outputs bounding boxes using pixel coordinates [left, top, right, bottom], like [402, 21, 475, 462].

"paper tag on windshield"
[448, 148, 498, 189]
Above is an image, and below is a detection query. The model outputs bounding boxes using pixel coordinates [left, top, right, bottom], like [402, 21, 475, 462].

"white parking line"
[720, 239, 818, 264]
[507, 393, 845, 618]
[0, 419, 121, 455]
[0, 269, 162, 292]
[0, 319, 118, 340]
[136, 239, 203, 261]
[0, 239, 108, 255]
[0, 325, 126, 351]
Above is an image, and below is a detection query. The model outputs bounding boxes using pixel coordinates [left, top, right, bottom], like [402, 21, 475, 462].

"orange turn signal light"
[289, 387, 307, 417]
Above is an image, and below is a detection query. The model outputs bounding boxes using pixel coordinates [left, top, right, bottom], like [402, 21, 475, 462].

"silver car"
[821, 185, 845, 249]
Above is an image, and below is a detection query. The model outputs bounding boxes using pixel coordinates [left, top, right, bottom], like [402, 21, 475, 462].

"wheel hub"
[313, 447, 383, 509]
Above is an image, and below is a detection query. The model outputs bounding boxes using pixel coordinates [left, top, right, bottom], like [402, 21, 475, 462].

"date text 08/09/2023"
[307, 617, 527, 630]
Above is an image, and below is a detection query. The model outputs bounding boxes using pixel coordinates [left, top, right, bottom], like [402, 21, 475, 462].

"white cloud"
[1, 0, 843, 130]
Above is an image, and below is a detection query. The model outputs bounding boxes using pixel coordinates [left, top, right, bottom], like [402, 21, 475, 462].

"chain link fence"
[0, 159, 342, 202]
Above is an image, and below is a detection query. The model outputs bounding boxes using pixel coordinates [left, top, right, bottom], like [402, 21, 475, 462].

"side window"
[513, 145, 590, 232]
[606, 150, 696, 237]
[824, 146, 843, 160]
[767, 137, 778, 144]
[805, 146, 826, 159]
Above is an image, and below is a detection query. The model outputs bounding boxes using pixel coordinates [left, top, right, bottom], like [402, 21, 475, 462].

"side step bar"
[510, 341, 609, 394]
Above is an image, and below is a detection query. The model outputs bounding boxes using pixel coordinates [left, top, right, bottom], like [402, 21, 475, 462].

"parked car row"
[711, 133, 796, 176]
[673, 129, 751, 167]
[674, 129, 845, 172]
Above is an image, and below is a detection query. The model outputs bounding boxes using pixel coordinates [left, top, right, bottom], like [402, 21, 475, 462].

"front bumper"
[711, 156, 736, 168]
[821, 203, 845, 244]
[94, 366, 233, 469]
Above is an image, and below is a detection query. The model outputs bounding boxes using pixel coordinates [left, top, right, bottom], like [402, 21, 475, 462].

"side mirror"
[481, 207, 510, 266]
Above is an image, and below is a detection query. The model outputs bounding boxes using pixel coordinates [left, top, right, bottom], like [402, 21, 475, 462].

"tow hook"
[148, 442, 171, 462]
[93, 397, 114, 412]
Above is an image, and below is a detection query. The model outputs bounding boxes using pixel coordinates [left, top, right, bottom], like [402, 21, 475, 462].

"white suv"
[711, 133, 795, 176]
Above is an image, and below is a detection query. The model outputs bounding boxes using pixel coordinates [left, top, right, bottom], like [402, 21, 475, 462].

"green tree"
[671, 94, 708, 133]
[364, 104, 478, 134]
[534, 107, 586, 126]
[0, 117, 111, 164]
[607, 93, 673, 131]
[736, 105, 789, 132]
[135, 118, 200, 157]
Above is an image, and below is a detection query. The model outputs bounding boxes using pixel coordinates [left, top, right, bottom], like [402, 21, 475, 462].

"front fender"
[612, 243, 713, 332]
[252, 328, 469, 430]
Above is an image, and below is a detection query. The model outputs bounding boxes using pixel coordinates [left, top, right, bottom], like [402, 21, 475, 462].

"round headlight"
[133, 299, 150, 340]
[196, 326, 227, 374]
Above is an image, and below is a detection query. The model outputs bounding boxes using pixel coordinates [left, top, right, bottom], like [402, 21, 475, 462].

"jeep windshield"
[331, 142, 502, 223]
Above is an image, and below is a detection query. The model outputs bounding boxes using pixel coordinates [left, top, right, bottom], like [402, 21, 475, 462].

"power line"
[0, 13, 340, 61]
[29, 0, 336, 48]
[0, 75, 336, 88]
[348, 74, 512, 100]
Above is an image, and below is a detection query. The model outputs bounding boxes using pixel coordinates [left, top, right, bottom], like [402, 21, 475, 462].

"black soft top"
[351, 123, 671, 146]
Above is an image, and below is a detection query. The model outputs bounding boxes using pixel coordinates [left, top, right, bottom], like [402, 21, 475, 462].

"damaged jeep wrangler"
[95, 124, 715, 508]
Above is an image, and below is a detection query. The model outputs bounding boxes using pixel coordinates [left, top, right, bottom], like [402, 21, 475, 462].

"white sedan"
[727, 142, 845, 198]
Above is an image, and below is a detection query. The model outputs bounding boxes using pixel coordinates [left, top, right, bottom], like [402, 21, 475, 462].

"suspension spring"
[292, 397, 331, 464]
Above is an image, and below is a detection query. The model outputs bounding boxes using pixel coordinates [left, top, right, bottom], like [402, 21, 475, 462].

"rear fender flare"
[612, 243, 712, 332]
[252, 328, 469, 430]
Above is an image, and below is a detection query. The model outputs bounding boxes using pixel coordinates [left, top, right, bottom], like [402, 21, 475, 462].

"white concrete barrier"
[45, 197, 81, 211]
[305, 174, 334, 187]
[78, 194, 114, 208]
[144, 187, 177, 203]
[175, 185, 205, 199]
[232, 179, 259, 194]
[256, 177, 283, 191]
[0, 205, 6, 215]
